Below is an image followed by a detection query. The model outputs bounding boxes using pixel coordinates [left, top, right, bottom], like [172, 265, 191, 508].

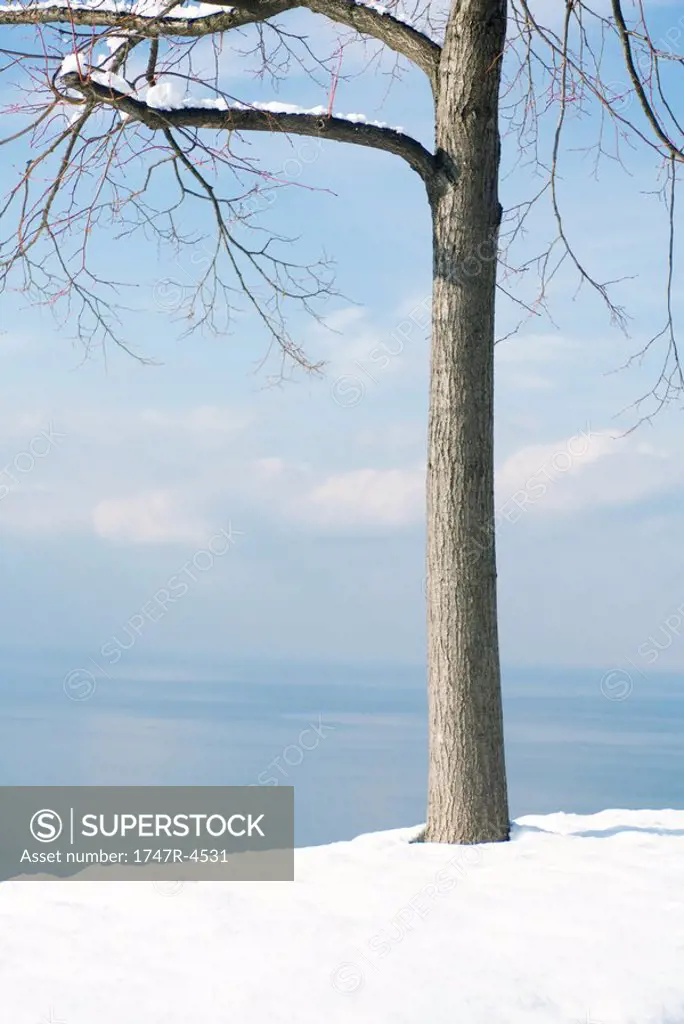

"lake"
[0, 651, 681, 846]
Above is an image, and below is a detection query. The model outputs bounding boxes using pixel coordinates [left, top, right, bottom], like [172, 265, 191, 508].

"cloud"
[496, 333, 575, 366]
[0, 332, 29, 354]
[294, 466, 424, 528]
[123, 405, 253, 445]
[312, 297, 430, 383]
[2, 385, 683, 549]
[500, 370, 556, 391]
[0, 403, 251, 544]
[496, 427, 612, 502]
[1, 398, 427, 542]
[495, 427, 677, 516]
[495, 332, 578, 391]
[92, 490, 208, 545]
[0, 409, 61, 439]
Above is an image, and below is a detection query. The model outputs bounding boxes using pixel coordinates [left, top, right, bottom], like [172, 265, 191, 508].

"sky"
[2, 1, 684, 680]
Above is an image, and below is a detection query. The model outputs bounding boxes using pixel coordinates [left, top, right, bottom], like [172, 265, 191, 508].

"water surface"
[0, 652, 681, 845]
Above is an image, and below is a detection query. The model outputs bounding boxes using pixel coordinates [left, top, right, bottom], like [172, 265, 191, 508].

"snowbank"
[1, 809, 682, 1023]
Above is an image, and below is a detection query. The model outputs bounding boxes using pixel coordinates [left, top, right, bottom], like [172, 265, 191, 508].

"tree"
[0, 0, 681, 843]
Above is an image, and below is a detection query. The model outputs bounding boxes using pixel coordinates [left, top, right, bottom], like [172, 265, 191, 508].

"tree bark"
[423, 0, 510, 844]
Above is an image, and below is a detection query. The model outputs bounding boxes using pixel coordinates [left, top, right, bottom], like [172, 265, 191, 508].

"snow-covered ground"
[1, 809, 682, 1024]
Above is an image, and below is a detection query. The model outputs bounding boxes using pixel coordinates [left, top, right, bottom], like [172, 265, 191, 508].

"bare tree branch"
[59, 69, 441, 185]
[610, 0, 683, 163]
[0, 0, 441, 84]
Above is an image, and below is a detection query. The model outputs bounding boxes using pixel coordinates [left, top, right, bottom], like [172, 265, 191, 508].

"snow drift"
[1, 809, 682, 1023]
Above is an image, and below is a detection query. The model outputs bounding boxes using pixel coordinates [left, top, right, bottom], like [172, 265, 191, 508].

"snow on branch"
[58, 70, 438, 182]
[0, 0, 232, 13]
[0, 2, 274, 36]
[0, 0, 440, 83]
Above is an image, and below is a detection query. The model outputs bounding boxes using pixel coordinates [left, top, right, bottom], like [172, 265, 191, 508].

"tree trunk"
[423, 0, 510, 844]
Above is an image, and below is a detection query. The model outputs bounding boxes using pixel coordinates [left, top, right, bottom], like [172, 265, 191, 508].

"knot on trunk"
[427, 147, 460, 204]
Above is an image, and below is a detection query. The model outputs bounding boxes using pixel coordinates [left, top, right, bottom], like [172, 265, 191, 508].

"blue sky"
[2, 1, 684, 678]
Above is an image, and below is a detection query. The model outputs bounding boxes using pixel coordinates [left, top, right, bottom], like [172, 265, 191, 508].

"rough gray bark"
[423, 0, 510, 844]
